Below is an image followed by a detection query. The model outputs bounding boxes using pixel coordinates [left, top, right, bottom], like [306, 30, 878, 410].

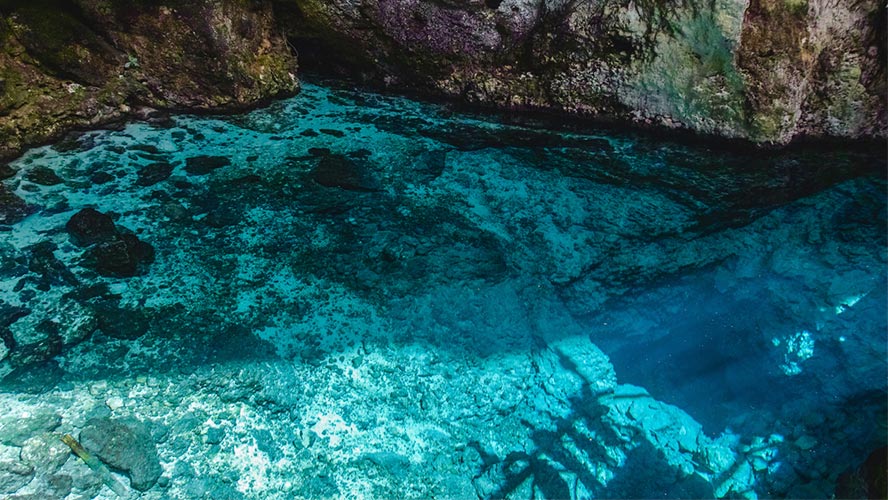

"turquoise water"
[0, 82, 885, 499]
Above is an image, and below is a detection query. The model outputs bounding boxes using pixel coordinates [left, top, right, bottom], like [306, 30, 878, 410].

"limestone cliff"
[282, 0, 885, 144]
[0, 0, 298, 159]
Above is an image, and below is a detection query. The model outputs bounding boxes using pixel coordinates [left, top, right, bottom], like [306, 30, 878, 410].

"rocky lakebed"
[0, 82, 885, 499]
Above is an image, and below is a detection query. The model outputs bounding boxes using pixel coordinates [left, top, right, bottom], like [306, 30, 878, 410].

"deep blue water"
[0, 82, 885, 499]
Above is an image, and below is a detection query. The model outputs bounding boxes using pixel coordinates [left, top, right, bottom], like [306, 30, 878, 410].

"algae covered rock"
[0, 0, 299, 161]
[0, 186, 32, 226]
[65, 208, 155, 277]
[65, 208, 117, 247]
[78, 417, 162, 492]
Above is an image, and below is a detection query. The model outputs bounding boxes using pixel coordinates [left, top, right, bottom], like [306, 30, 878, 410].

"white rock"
[106, 397, 125, 411]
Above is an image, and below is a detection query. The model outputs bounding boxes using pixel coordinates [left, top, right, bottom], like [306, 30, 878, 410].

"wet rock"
[8, 317, 62, 363]
[89, 171, 115, 184]
[26, 241, 78, 289]
[128, 144, 161, 155]
[136, 162, 173, 186]
[79, 417, 162, 492]
[0, 407, 61, 446]
[23, 166, 63, 186]
[65, 209, 155, 277]
[835, 446, 887, 499]
[28, 473, 73, 498]
[0, 302, 30, 329]
[319, 128, 345, 138]
[65, 208, 117, 247]
[0, 185, 33, 225]
[20, 433, 71, 473]
[0, 459, 34, 494]
[365, 452, 411, 476]
[0, 243, 25, 278]
[0, 164, 16, 180]
[311, 154, 379, 192]
[86, 233, 155, 277]
[183, 477, 245, 499]
[184, 155, 230, 175]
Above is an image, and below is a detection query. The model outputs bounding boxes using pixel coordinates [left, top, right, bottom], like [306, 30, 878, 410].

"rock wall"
[0, 0, 298, 160]
[281, 0, 886, 144]
[0, 0, 884, 155]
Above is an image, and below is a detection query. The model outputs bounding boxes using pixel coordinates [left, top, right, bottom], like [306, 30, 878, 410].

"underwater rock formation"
[282, 0, 886, 144]
[0, 0, 298, 160]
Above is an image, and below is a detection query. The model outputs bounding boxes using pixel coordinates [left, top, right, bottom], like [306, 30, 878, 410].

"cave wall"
[281, 0, 886, 144]
[0, 0, 298, 159]
[0, 0, 884, 159]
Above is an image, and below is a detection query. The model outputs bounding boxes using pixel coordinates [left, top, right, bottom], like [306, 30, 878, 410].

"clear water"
[0, 82, 885, 499]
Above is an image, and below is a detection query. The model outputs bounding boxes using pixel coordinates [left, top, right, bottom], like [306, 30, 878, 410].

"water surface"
[0, 82, 885, 499]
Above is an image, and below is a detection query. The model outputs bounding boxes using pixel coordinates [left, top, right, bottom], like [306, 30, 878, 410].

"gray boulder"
[79, 417, 162, 491]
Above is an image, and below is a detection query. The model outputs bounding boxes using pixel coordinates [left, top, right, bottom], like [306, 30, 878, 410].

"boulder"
[136, 162, 173, 186]
[87, 233, 155, 277]
[0, 186, 32, 225]
[79, 418, 162, 492]
[20, 433, 71, 473]
[23, 166, 62, 186]
[311, 154, 379, 192]
[184, 156, 230, 176]
[65, 209, 155, 277]
[65, 208, 117, 247]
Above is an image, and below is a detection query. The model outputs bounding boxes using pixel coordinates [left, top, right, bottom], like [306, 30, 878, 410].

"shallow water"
[0, 82, 885, 499]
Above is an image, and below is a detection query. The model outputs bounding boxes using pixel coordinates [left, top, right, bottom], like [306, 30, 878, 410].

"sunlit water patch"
[0, 82, 885, 499]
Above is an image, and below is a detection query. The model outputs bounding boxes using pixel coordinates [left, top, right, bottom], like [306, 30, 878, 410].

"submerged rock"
[65, 208, 117, 247]
[26, 241, 78, 290]
[136, 162, 174, 186]
[311, 154, 380, 192]
[0, 407, 61, 446]
[65, 209, 155, 277]
[0, 360, 64, 393]
[0, 460, 34, 494]
[87, 234, 155, 277]
[0, 186, 32, 225]
[184, 156, 231, 176]
[79, 417, 162, 492]
[23, 166, 63, 186]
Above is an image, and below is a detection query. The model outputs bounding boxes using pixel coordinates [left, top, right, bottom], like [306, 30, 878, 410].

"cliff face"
[283, 0, 886, 144]
[0, 0, 884, 157]
[0, 0, 298, 159]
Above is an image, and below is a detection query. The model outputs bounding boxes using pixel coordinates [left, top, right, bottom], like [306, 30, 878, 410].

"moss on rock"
[0, 0, 299, 160]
